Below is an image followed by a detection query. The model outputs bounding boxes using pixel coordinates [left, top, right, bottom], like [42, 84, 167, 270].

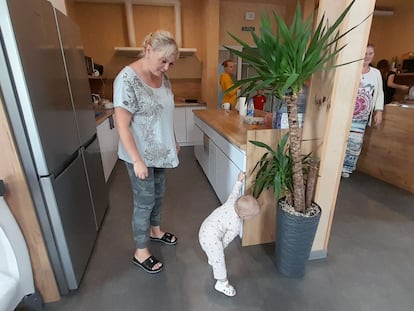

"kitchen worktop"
[174, 101, 206, 108]
[193, 108, 271, 150]
[95, 108, 114, 126]
[94, 102, 206, 126]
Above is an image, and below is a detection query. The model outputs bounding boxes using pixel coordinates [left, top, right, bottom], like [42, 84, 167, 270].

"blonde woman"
[113, 30, 180, 274]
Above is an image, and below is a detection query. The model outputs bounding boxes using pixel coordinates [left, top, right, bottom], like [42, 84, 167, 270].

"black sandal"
[150, 232, 177, 245]
[132, 256, 163, 274]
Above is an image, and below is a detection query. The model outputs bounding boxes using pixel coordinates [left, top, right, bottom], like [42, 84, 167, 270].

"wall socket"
[245, 11, 255, 21]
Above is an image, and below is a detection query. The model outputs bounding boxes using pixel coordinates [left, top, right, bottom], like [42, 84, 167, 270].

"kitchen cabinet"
[96, 114, 119, 182]
[193, 109, 285, 247]
[174, 105, 206, 146]
[173, 108, 187, 143]
[194, 115, 246, 204]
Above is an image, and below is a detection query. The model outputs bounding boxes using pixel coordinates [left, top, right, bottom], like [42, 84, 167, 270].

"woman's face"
[364, 46, 375, 67]
[147, 47, 176, 77]
[225, 62, 236, 75]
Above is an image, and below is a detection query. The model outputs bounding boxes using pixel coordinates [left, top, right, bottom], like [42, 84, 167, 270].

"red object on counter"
[253, 94, 266, 110]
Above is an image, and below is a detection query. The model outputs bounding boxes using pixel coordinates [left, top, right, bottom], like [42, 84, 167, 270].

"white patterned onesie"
[198, 181, 242, 280]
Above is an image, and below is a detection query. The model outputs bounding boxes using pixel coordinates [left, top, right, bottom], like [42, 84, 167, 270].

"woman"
[220, 59, 238, 109]
[342, 44, 384, 178]
[377, 59, 409, 105]
[113, 30, 179, 274]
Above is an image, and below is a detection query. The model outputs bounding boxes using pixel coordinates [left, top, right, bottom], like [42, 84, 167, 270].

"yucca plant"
[250, 133, 318, 211]
[225, 0, 363, 213]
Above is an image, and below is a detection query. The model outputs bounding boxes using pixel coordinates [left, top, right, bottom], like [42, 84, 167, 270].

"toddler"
[198, 172, 260, 297]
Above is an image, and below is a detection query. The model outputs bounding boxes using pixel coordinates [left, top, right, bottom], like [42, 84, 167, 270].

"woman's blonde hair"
[138, 30, 179, 59]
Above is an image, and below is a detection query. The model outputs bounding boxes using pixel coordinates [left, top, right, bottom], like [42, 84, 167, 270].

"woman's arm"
[373, 69, 384, 126]
[387, 73, 409, 91]
[114, 107, 148, 179]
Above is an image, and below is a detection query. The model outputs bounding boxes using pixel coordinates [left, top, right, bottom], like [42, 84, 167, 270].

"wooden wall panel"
[0, 98, 60, 302]
[132, 5, 175, 42]
[243, 129, 288, 246]
[357, 105, 414, 193]
[302, 0, 376, 253]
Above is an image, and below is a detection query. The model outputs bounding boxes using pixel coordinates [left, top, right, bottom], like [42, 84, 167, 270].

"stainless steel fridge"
[0, 0, 107, 294]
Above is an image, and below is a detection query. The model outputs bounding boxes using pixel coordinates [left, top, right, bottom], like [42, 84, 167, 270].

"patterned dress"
[343, 67, 384, 174]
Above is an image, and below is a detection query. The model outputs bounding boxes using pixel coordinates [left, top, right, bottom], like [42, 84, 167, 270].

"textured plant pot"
[275, 198, 321, 278]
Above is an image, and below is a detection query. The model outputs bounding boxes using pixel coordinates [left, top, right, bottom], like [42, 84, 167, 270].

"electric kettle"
[408, 86, 414, 101]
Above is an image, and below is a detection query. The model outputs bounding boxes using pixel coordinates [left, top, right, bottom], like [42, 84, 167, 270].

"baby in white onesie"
[198, 172, 260, 297]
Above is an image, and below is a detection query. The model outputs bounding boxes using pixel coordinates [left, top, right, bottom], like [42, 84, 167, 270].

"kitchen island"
[193, 109, 286, 246]
[357, 103, 414, 193]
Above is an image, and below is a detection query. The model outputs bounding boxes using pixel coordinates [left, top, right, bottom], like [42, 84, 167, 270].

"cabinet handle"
[108, 115, 115, 130]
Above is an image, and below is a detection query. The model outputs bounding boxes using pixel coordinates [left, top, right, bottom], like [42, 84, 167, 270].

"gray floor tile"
[43, 147, 414, 311]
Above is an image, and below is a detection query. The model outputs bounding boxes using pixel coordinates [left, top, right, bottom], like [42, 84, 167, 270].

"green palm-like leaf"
[233, 1, 362, 211]
[225, 0, 360, 99]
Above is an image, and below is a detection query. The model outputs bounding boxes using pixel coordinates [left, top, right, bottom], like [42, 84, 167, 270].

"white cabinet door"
[186, 107, 205, 145]
[215, 145, 240, 204]
[97, 116, 119, 182]
[173, 107, 187, 144]
[194, 134, 209, 178]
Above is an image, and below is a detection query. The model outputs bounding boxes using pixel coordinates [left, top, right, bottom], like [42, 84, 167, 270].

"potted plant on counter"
[224, 0, 363, 277]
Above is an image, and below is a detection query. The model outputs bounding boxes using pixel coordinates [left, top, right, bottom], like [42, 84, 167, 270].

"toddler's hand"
[238, 172, 245, 182]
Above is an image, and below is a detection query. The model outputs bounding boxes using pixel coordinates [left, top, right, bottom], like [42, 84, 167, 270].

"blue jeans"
[125, 162, 166, 249]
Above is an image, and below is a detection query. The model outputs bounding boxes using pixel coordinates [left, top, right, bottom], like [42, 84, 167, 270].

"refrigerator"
[0, 0, 107, 294]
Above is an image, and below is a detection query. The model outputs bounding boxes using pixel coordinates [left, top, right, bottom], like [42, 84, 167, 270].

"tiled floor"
[43, 146, 414, 311]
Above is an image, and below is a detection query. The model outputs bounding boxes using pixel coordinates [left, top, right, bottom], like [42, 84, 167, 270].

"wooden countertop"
[95, 108, 114, 126]
[193, 109, 272, 150]
[174, 101, 206, 108]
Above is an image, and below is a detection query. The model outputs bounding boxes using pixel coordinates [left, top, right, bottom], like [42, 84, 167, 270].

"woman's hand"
[134, 160, 148, 179]
[374, 110, 383, 127]
[176, 142, 181, 154]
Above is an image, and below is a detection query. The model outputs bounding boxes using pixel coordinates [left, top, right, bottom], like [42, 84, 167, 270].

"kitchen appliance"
[408, 86, 414, 101]
[0, 0, 107, 294]
[402, 58, 414, 73]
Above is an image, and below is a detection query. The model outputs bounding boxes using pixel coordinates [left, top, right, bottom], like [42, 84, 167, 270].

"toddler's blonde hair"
[235, 195, 260, 218]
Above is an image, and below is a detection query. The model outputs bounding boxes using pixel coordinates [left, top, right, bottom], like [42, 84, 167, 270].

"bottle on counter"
[247, 98, 255, 117]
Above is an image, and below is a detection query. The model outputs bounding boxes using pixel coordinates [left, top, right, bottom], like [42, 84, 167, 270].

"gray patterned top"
[113, 66, 179, 168]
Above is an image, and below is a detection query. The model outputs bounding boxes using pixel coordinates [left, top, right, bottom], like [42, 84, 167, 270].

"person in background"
[342, 43, 384, 178]
[377, 59, 409, 104]
[199, 172, 260, 297]
[252, 89, 266, 110]
[220, 59, 238, 109]
[113, 30, 180, 274]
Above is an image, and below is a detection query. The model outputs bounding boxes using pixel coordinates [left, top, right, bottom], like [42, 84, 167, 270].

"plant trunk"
[305, 158, 320, 210]
[284, 94, 305, 213]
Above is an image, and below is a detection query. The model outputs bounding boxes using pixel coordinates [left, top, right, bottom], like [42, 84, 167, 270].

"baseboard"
[309, 249, 327, 260]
